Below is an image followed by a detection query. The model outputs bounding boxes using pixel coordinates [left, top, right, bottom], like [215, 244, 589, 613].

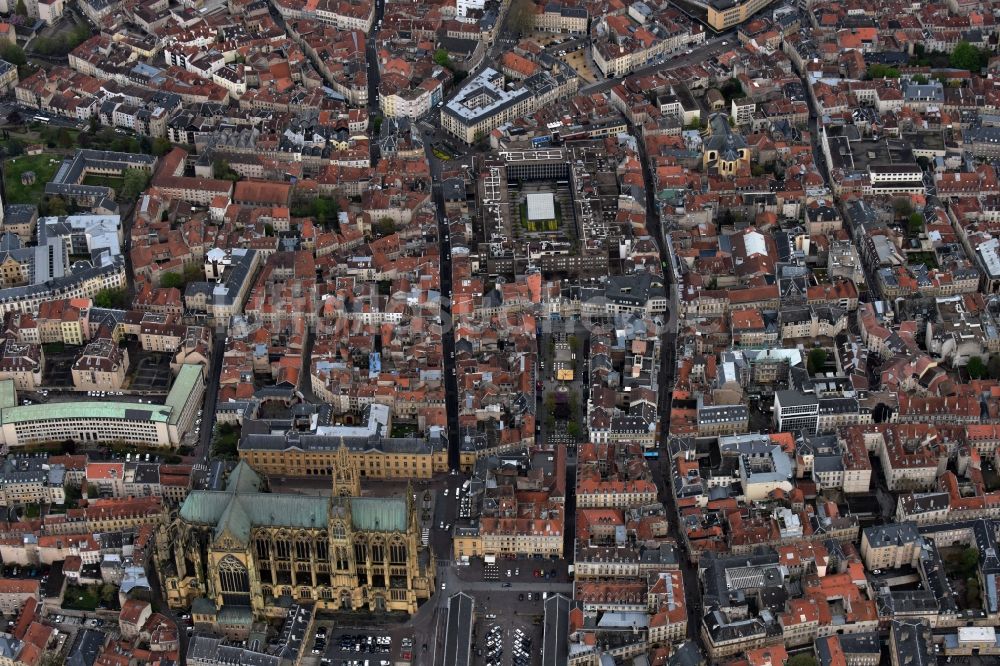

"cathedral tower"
[331, 439, 361, 497]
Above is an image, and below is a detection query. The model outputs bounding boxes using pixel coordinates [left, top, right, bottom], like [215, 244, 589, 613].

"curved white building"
[0, 364, 204, 449]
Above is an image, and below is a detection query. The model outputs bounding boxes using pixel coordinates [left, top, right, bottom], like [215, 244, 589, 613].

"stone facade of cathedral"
[154, 448, 434, 619]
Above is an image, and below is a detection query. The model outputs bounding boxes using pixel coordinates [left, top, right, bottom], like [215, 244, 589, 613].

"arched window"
[320, 587, 333, 600]
[336, 546, 350, 570]
[389, 538, 406, 565]
[218, 556, 250, 595]
[295, 539, 311, 560]
[370, 539, 384, 563]
[331, 522, 346, 539]
[254, 538, 270, 560]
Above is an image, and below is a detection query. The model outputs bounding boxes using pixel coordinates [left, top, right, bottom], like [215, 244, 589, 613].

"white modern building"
[0, 364, 204, 449]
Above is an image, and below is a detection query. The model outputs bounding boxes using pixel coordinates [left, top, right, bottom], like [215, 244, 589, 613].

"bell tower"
[332, 439, 360, 497]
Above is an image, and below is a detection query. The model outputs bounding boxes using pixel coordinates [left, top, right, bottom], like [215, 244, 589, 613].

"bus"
[32, 115, 50, 123]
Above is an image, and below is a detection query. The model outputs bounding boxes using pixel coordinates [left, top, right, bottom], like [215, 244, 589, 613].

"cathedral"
[155, 447, 435, 619]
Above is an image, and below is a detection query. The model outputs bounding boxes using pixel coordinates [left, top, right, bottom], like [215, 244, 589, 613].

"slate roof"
[350, 497, 408, 533]
[177, 460, 408, 544]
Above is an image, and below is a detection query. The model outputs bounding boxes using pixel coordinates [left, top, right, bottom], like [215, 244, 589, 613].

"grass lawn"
[432, 149, 451, 161]
[81, 174, 123, 189]
[390, 423, 418, 438]
[3, 153, 62, 204]
[63, 585, 99, 611]
[908, 252, 939, 270]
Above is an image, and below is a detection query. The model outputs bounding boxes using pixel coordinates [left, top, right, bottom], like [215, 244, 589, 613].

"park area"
[3, 153, 61, 203]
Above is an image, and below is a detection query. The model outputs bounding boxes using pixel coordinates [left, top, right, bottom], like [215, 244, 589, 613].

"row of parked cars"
[337, 633, 391, 654]
[482, 624, 503, 664]
[511, 627, 532, 666]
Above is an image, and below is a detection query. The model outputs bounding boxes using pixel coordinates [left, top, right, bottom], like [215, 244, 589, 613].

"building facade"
[156, 456, 434, 619]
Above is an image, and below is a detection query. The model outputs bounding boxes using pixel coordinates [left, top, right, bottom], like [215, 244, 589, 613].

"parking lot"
[310, 625, 417, 666]
[470, 592, 544, 666]
[478, 620, 535, 666]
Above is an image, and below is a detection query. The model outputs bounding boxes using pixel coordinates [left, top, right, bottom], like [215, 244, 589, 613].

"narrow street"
[629, 112, 702, 644]
[422, 139, 459, 469]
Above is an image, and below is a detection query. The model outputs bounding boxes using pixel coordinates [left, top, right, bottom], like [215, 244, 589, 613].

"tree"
[94, 288, 128, 308]
[151, 137, 171, 156]
[987, 354, 1000, 381]
[720, 78, 743, 101]
[88, 115, 100, 133]
[120, 167, 151, 200]
[507, 0, 535, 34]
[433, 48, 452, 69]
[907, 212, 924, 235]
[371, 115, 383, 135]
[866, 64, 900, 79]
[968, 356, 987, 380]
[807, 348, 828, 375]
[374, 217, 395, 237]
[213, 158, 240, 182]
[14, 0, 27, 16]
[0, 43, 25, 69]
[45, 196, 67, 217]
[892, 197, 914, 219]
[183, 264, 203, 284]
[56, 127, 73, 149]
[567, 390, 580, 420]
[566, 421, 582, 439]
[1, 138, 24, 158]
[967, 576, 981, 607]
[160, 272, 184, 289]
[958, 546, 980, 572]
[951, 41, 985, 72]
[786, 656, 818, 666]
[292, 196, 341, 229]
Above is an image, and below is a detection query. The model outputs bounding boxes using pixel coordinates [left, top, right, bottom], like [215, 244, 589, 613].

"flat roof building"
[0, 364, 203, 448]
